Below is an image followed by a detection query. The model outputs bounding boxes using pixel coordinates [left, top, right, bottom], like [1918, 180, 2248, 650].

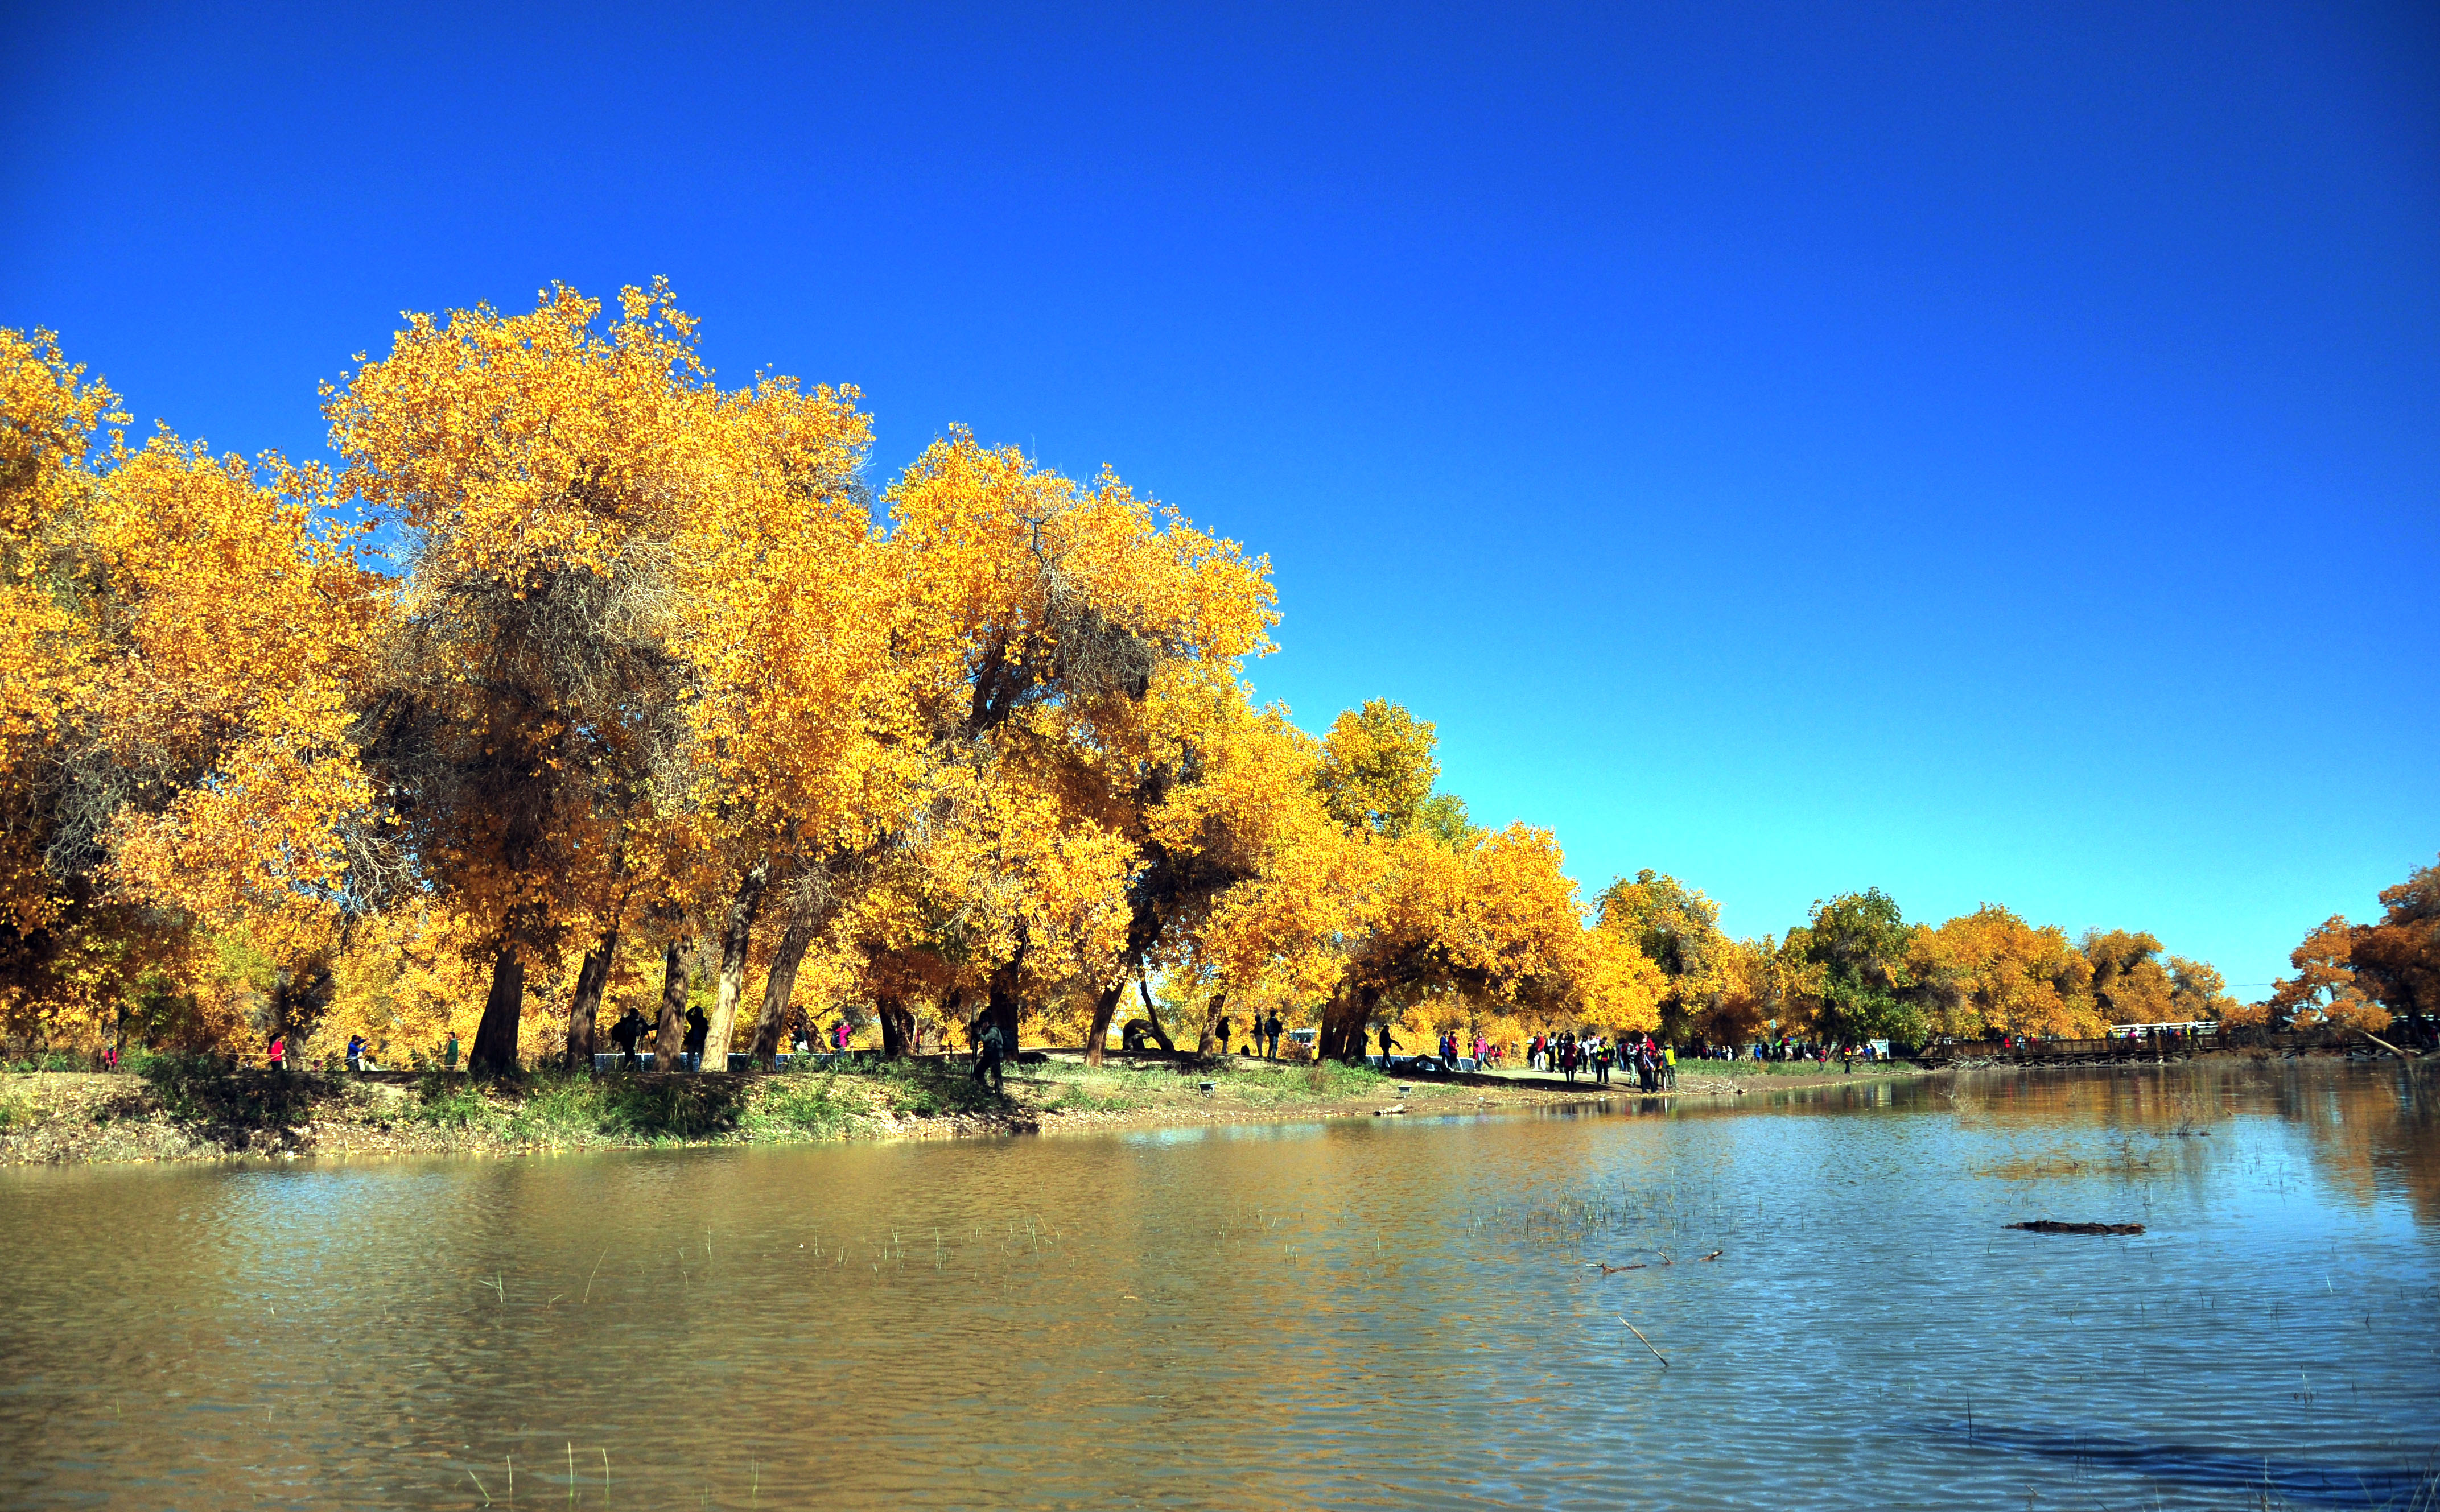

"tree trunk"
[1135, 973, 1176, 1052]
[653, 944, 690, 1069]
[748, 900, 818, 1062]
[1318, 984, 1378, 1061]
[1083, 982, 1125, 1065]
[987, 957, 1023, 1051]
[699, 863, 769, 1072]
[564, 924, 619, 1069]
[877, 992, 915, 1059]
[470, 946, 525, 1077]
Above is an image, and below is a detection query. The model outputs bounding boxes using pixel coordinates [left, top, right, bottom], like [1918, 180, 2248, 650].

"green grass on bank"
[401, 1067, 865, 1146]
[1005, 1053, 1395, 1109]
[1, 1050, 1411, 1159]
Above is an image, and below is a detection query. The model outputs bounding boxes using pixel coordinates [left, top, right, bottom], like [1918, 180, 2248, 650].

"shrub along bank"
[0, 1053, 1597, 1165]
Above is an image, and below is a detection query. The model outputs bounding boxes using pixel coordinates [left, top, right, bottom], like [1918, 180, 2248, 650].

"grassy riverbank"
[0, 1052, 1671, 1165]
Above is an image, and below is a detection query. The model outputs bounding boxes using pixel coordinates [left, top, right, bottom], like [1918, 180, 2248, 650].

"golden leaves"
[1910, 906, 2101, 1039]
[1, 296, 1654, 1064]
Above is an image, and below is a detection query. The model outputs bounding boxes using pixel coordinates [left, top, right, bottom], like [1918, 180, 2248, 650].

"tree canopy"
[0, 296, 2299, 1067]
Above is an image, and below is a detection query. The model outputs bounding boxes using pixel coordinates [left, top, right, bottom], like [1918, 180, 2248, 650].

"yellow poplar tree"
[330, 282, 744, 1074]
[870, 429, 1276, 1050]
[1299, 701, 1660, 1057]
[1905, 906, 2100, 1039]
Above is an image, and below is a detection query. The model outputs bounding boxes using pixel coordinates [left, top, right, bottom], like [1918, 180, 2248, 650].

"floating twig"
[1618, 1316, 1668, 1366]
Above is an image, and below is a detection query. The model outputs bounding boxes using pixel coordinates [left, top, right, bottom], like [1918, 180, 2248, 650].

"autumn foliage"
[0, 291, 2347, 1069]
[2256, 857, 2439, 1034]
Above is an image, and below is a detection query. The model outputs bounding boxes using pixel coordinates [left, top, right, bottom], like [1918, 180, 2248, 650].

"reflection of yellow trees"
[2283, 1067, 2440, 1228]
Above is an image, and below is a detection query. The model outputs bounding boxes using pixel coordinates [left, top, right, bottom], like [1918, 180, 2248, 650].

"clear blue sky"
[5, 2, 2434, 995]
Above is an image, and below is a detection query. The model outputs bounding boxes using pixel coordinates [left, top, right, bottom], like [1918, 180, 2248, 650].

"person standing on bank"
[684, 1004, 709, 1071]
[972, 1017, 1005, 1092]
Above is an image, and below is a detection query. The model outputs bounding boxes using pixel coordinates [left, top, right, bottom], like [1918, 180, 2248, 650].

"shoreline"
[13, 1047, 2402, 1170]
[0, 1054, 1935, 1168]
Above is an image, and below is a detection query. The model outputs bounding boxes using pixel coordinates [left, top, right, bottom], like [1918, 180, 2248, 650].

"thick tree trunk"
[1318, 985, 1378, 1061]
[877, 992, 916, 1059]
[986, 959, 1023, 1051]
[749, 900, 818, 1062]
[563, 924, 619, 1069]
[1134, 973, 1176, 1052]
[470, 947, 525, 1077]
[653, 944, 690, 1069]
[1083, 982, 1125, 1065]
[699, 863, 769, 1072]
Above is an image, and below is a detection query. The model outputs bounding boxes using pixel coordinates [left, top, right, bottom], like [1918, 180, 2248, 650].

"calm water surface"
[2, 1061, 2435, 1509]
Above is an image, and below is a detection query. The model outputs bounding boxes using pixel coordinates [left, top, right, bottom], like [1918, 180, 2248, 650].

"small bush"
[591, 1075, 751, 1141]
[126, 1057, 330, 1131]
[1047, 1081, 1140, 1114]
[744, 1076, 856, 1138]
[504, 1076, 611, 1142]
[410, 1071, 499, 1131]
[1289, 1060, 1386, 1098]
[873, 1059, 1003, 1117]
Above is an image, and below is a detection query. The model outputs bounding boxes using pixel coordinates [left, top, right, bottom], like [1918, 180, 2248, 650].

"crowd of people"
[1683, 1038, 1886, 1067]
[1210, 1013, 1288, 1057]
[1515, 1031, 1676, 1090]
[233, 1014, 1901, 1086]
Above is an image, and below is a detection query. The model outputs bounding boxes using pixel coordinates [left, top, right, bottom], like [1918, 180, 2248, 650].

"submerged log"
[2008, 1220, 2145, 1236]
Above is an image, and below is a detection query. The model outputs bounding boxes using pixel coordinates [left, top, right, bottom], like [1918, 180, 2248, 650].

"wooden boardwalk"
[1915, 1027, 2393, 1067]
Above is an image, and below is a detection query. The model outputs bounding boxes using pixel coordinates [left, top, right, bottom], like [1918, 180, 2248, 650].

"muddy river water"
[1, 1060, 2434, 1509]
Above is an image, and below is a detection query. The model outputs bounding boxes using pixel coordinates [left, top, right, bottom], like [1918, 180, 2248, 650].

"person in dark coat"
[972, 1018, 1005, 1091]
[610, 1008, 645, 1070]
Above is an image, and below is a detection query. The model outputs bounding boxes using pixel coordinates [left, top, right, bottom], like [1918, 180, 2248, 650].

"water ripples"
[0, 1060, 2433, 1508]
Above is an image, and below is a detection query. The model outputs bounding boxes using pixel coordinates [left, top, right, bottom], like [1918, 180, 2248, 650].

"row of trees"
[1595, 875, 2241, 1048]
[6, 290, 2420, 1073]
[0, 290, 1660, 1075]
[1594, 854, 2440, 1052]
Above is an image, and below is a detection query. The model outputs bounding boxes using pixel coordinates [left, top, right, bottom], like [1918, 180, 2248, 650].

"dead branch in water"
[1618, 1317, 1668, 1366]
